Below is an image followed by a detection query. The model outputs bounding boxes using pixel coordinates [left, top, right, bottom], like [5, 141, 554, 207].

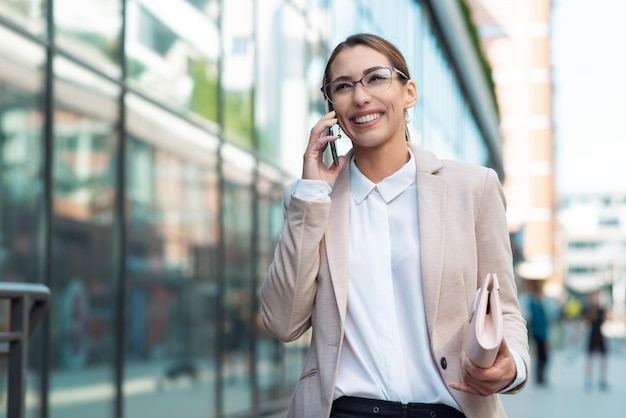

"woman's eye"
[333, 82, 353, 92]
[367, 73, 388, 84]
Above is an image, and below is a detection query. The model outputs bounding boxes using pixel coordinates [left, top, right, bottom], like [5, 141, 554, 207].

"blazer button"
[440, 357, 447, 369]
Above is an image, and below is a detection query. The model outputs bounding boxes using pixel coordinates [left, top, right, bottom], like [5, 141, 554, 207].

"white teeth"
[354, 113, 381, 124]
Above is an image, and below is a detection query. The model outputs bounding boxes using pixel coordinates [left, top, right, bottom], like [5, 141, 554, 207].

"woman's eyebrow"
[330, 66, 386, 82]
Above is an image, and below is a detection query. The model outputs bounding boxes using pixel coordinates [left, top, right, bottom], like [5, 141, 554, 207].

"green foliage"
[223, 89, 253, 148]
[459, 0, 500, 119]
[190, 60, 219, 123]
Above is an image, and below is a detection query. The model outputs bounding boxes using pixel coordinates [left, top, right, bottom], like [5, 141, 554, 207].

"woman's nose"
[352, 82, 371, 105]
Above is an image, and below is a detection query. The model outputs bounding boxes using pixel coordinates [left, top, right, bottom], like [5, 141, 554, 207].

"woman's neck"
[353, 141, 410, 184]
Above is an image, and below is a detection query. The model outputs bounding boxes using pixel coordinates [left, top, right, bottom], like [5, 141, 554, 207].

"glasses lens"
[324, 81, 353, 104]
[363, 68, 393, 91]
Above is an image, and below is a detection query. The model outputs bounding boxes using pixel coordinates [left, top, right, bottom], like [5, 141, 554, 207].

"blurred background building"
[466, 0, 558, 292]
[0, 0, 548, 417]
[558, 193, 626, 337]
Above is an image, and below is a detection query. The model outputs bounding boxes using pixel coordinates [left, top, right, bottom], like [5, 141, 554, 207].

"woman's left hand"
[448, 339, 518, 396]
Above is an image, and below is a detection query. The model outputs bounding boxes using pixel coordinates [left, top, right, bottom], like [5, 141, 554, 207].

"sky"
[552, 0, 626, 194]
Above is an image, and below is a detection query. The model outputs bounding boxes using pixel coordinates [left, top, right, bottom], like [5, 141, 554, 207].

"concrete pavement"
[502, 342, 626, 418]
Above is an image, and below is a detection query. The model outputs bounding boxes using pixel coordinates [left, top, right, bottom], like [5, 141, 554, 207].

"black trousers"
[331, 396, 466, 418]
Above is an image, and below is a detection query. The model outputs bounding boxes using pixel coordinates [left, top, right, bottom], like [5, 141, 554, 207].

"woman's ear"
[405, 79, 418, 108]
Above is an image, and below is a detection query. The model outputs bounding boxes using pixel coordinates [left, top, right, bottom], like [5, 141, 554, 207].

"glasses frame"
[321, 66, 409, 104]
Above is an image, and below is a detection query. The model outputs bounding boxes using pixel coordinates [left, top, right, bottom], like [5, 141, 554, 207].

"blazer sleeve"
[260, 183, 331, 342]
[476, 169, 530, 391]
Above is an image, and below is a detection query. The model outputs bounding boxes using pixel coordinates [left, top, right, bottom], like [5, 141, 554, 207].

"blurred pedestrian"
[561, 297, 584, 363]
[260, 33, 530, 418]
[584, 296, 608, 391]
[528, 284, 549, 386]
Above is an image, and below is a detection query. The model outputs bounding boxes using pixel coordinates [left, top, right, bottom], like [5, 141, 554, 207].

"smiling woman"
[260, 33, 530, 418]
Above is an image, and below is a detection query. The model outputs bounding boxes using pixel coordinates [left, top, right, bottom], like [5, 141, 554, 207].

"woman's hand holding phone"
[302, 110, 346, 188]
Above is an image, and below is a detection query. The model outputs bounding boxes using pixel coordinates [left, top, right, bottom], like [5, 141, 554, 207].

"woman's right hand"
[302, 111, 348, 188]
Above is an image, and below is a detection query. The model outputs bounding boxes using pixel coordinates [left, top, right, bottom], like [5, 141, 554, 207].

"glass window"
[125, 0, 220, 125]
[0, 32, 45, 283]
[124, 93, 220, 418]
[222, 0, 254, 147]
[0, 0, 46, 38]
[49, 58, 119, 418]
[254, 166, 285, 402]
[220, 143, 255, 416]
[0, 30, 45, 418]
[255, 2, 311, 174]
[254, 0, 283, 163]
[54, 0, 122, 79]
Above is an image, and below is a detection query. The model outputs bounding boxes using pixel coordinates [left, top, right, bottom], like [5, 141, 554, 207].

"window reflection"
[0, 0, 46, 38]
[55, 0, 122, 78]
[222, 0, 254, 147]
[47, 52, 119, 418]
[126, 0, 219, 124]
[221, 144, 255, 416]
[124, 95, 220, 418]
[0, 31, 45, 418]
[255, 174, 285, 402]
[254, 0, 283, 162]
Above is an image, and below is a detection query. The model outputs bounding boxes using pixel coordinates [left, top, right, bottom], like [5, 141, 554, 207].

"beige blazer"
[260, 143, 530, 418]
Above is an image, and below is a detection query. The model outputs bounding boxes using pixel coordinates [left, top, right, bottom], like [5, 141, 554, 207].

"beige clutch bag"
[463, 273, 503, 368]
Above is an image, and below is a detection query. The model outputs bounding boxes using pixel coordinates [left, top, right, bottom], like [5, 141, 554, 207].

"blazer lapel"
[326, 156, 352, 325]
[411, 144, 447, 334]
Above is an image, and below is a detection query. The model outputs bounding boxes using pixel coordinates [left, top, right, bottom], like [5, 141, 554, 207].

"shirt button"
[440, 357, 447, 369]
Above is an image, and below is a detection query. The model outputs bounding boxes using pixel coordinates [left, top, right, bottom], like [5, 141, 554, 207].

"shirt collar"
[350, 148, 417, 205]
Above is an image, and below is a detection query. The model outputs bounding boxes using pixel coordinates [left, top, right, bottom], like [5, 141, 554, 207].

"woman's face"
[327, 45, 416, 150]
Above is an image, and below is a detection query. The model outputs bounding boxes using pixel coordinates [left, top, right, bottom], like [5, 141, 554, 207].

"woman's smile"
[353, 112, 383, 124]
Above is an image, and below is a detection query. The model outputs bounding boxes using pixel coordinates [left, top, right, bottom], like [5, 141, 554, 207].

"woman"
[584, 297, 608, 391]
[260, 33, 529, 418]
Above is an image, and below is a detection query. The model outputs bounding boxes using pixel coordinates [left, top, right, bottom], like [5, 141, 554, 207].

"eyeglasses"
[321, 66, 409, 104]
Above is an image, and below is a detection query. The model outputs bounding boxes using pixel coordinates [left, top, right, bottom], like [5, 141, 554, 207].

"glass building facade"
[0, 1, 503, 417]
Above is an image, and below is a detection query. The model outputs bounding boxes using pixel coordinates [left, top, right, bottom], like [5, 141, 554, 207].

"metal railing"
[0, 283, 51, 418]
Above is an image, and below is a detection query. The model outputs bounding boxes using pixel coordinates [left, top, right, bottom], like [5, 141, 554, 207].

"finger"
[310, 112, 337, 139]
[448, 382, 480, 396]
[327, 154, 349, 172]
[317, 122, 339, 142]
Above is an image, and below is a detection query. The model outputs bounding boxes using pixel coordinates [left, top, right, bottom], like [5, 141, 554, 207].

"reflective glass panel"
[49, 58, 119, 418]
[55, 0, 122, 78]
[222, 0, 254, 147]
[255, 169, 285, 402]
[0, 30, 45, 418]
[255, 2, 310, 174]
[124, 93, 219, 418]
[0, 0, 46, 38]
[221, 144, 254, 416]
[125, 0, 219, 125]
